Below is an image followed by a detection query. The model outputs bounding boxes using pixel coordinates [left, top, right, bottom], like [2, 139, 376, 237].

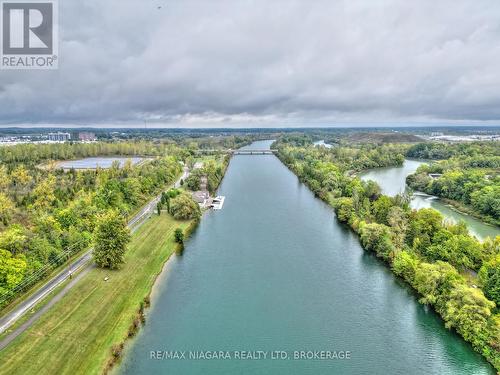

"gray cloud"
[1, 0, 500, 126]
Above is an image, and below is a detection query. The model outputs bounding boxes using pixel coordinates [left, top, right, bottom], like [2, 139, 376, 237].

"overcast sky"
[1, 0, 500, 128]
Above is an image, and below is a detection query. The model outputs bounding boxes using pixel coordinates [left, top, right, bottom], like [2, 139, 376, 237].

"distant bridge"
[193, 149, 278, 155]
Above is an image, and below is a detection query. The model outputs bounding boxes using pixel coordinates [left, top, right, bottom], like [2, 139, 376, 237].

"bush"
[174, 228, 184, 244]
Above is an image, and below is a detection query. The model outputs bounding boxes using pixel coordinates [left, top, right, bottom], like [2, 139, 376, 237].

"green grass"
[0, 214, 191, 375]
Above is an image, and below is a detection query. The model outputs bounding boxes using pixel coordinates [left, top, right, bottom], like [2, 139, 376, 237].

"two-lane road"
[0, 166, 190, 339]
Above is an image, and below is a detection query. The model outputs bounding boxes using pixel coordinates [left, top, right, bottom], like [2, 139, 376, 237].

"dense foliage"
[0, 142, 186, 307]
[275, 140, 500, 370]
[406, 141, 500, 160]
[184, 155, 230, 193]
[406, 142, 500, 225]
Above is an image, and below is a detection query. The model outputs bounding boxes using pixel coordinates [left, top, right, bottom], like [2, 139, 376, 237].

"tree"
[427, 234, 483, 270]
[31, 175, 57, 211]
[359, 222, 395, 261]
[169, 193, 201, 220]
[174, 228, 184, 244]
[441, 284, 494, 347]
[185, 173, 201, 191]
[393, 250, 419, 282]
[93, 210, 131, 269]
[0, 249, 27, 295]
[479, 255, 500, 307]
[363, 180, 381, 201]
[0, 165, 10, 191]
[373, 195, 393, 225]
[334, 197, 354, 223]
[413, 261, 460, 306]
[387, 206, 408, 249]
[407, 208, 443, 253]
[10, 165, 32, 189]
[0, 193, 15, 225]
[0, 225, 27, 255]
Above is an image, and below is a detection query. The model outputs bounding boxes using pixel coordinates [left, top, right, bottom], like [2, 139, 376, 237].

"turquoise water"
[119, 141, 493, 375]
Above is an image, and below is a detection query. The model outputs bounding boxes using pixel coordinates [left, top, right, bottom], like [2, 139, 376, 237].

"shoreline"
[110, 156, 230, 373]
[106, 218, 200, 375]
[274, 151, 498, 372]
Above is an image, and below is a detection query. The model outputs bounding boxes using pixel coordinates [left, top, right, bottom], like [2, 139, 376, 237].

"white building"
[48, 132, 71, 142]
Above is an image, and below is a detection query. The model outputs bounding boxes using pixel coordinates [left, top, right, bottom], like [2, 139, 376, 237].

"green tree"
[427, 234, 483, 270]
[479, 255, 500, 307]
[0, 165, 10, 191]
[0, 225, 27, 255]
[387, 206, 408, 249]
[31, 175, 57, 211]
[392, 250, 419, 282]
[0, 249, 27, 295]
[174, 228, 184, 244]
[441, 284, 494, 347]
[335, 197, 354, 223]
[10, 165, 32, 189]
[185, 173, 201, 191]
[0, 193, 15, 225]
[363, 180, 381, 201]
[93, 211, 131, 269]
[169, 193, 201, 220]
[359, 222, 395, 261]
[373, 195, 393, 225]
[407, 208, 443, 253]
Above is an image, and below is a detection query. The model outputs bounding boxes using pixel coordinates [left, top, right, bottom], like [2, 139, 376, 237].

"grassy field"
[0, 214, 192, 375]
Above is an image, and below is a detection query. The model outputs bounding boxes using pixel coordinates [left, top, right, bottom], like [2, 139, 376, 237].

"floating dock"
[210, 196, 225, 210]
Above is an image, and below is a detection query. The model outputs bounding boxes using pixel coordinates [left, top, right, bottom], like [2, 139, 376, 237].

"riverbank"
[437, 198, 499, 228]
[356, 159, 499, 241]
[0, 214, 193, 375]
[274, 149, 499, 372]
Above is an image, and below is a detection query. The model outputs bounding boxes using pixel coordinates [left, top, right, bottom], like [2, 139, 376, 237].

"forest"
[406, 142, 500, 225]
[0, 139, 235, 309]
[274, 139, 500, 370]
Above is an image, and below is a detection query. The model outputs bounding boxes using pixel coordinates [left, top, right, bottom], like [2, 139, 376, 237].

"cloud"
[1, 0, 500, 126]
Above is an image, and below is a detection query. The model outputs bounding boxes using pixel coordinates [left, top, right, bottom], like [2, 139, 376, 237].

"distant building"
[78, 132, 96, 142]
[48, 132, 71, 142]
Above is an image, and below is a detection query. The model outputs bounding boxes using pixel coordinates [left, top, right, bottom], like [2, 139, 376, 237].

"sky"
[1, 0, 500, 128]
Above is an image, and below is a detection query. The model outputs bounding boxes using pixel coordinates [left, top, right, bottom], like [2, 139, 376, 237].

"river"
[359, 160, 499, 241]
[119, 141, 493, 375]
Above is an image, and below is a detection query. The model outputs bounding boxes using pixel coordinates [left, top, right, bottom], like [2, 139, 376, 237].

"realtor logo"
[1, 0, 58, 69]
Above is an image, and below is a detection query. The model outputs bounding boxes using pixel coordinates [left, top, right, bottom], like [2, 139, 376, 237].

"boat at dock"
[210, 196, 225, 210]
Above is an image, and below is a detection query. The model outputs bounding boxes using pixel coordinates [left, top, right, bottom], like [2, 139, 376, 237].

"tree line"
[0, 139, 239, 307]
[275, 140, 500, 371]
[406, 142, 500, 225]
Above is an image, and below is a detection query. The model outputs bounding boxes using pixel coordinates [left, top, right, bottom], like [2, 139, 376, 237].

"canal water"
[119, 141, 493, 375]
[359, 160, 499, 241]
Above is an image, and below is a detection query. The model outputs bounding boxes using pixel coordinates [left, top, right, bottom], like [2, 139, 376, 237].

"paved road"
[0, 265, 93, 351]
[0, 166, 190, 340]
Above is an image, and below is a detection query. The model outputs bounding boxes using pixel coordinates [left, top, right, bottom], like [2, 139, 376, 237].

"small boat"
[211, 196, 225, 210]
